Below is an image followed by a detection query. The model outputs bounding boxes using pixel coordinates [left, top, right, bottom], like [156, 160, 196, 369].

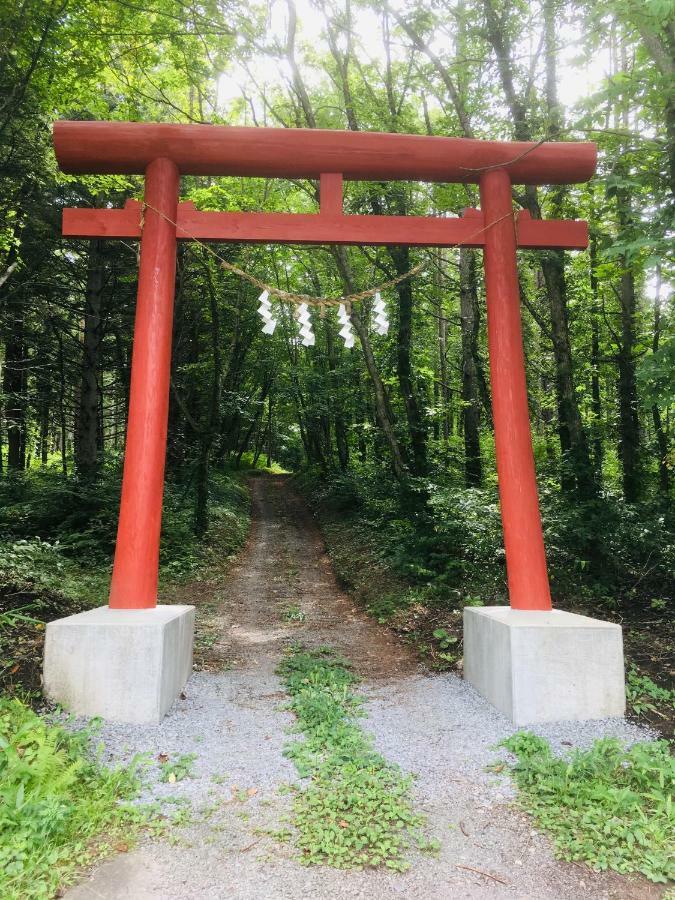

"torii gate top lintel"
[53, 120, 596, 184]
[54, 120, 597, 614]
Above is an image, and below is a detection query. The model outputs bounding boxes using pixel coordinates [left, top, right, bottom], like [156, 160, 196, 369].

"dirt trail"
[66, 475, 661, 900]
[206, 474, 416, 678]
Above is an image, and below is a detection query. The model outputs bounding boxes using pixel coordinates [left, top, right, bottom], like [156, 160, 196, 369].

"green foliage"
[276, 647, 438, 871]
[158, 753, 197, 784]
[0, 468, 250, 603]
[0, 699, 149, 899]
[626, 668, 675, 718]
[283, 605, 307, 623]
[431, 628, 458, 650]
[500, 732, 674, 883]
[301, 468, 675, 613]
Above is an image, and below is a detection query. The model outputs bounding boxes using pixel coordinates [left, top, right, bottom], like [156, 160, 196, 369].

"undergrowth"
[0, 698, 152, 899]
[625, 668, 675, 720]
[276, 646, 439, 871]
[0, 467, 250, 601]
[297, 466, 675, 612]
[498, 731, 674, 884]
[0, 468, 250, 698]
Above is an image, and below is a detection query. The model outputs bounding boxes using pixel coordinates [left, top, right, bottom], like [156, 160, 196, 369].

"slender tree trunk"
[615, 266, 642, 502]
[540, 241, 596, 497]
[435, 251, 451, 445]
[459, 248, 482, 486]
[39, 387, 50, 465]
[193, 263, 223, 536]
[75, 239, 104, 480]
[323, 312, 349, 470]
[266, 389, 273, 468]
[589, 226, 604, 477]
[333, 247, 407, 480]
[650, 269, 670, 498]
[389, 245, 428, 475]
[55, 328, 68, 477]
[2, 300, 26, 471]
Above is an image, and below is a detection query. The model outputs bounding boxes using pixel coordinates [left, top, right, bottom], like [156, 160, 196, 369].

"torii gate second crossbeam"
[53, 121, 596, 614]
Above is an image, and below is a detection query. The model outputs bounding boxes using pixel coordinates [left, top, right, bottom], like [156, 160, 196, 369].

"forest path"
[66, 475, 659, 900]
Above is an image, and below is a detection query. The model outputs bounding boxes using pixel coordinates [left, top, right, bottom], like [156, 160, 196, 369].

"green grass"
[0, 698, 153, 899]
[276, 646, 439, 871]
[625, 667, 675, 720]
[498, 731, 674, 884]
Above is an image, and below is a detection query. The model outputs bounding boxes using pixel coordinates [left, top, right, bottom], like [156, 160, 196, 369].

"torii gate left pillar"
[108, 158, 180, 609]
[44, 122, 625, 725]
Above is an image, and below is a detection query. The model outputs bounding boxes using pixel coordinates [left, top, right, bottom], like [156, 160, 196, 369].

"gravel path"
[66, 476, 661, 900]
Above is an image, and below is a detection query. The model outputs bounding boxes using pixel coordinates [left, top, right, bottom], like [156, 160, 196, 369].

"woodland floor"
[64, 476, 665, 900]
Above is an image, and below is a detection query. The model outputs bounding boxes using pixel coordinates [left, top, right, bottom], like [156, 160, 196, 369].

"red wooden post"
[108, 158, 180, 609]
[480, 168, 552, 611]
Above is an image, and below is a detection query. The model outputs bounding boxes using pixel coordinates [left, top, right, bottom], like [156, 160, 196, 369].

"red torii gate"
[53, 122, 596, 614]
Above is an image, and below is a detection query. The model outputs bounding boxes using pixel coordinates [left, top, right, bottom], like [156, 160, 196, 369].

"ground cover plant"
[277, 646, 439, 871]
[0, 698, 151, 899]
[0, 469, 250, 700]
[497, 731, 674, 884]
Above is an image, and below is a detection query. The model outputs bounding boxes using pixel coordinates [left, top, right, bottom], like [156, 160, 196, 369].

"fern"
[0, 698, 149, 899]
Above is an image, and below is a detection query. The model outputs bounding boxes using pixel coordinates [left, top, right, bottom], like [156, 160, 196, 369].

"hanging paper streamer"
[337, 303, 355, 349]
[257, 290, 277, 335]
[372, 292, 389, 336]
[296, 302, 315, 346]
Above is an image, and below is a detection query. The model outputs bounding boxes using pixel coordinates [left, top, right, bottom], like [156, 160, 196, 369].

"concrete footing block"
[44, 605, 195, 724]
[463, 606, 625, 724]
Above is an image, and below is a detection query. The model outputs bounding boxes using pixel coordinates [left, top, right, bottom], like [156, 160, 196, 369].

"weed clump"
[499, 731, 674, 883]
[277, 647, 439, 871]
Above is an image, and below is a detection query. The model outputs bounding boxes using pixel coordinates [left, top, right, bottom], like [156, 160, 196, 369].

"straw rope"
[141, 201, 516, 308]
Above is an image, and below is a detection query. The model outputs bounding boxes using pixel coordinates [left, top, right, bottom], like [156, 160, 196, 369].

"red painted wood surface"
[63, 201, 589, 250]
[479, 168, 552, 611]
[108, 159, 180, 610]
[53, 121, 597, 185]
[320, 173, 343, 215]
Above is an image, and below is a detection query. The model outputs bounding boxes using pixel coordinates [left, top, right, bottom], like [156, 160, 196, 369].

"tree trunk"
[459, 248, 482, 486]
[332, 247, 407, 480]
[651, 272, 670, 498]
[389, 245, 428, 475]
[55, 327, 68, 477]
[323, 311, 349, 470]
[540, 243, 596, 497]
[39, 385, 50, 465]
[75, 240, 104, 480]
[616, 267, 642, 502]
[589, 226, 604, 478]
[2, 299, 26, 471]
[435, 250, 451, 446]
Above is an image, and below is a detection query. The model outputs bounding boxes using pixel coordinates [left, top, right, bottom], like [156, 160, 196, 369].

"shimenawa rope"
[140, 201, 516, 308]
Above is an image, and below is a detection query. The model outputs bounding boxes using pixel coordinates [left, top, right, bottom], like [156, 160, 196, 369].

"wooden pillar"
[109, 158, 180, 609]
[480, 168, 552, 611]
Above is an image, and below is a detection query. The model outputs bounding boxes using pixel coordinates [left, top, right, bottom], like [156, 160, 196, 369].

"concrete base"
[44, 605, 195, 724]
[463, 606, 625, 724]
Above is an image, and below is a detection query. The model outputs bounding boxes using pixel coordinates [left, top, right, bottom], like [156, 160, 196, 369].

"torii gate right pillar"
[465, 169, 625, 724]
[480, 168, 551, 611]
